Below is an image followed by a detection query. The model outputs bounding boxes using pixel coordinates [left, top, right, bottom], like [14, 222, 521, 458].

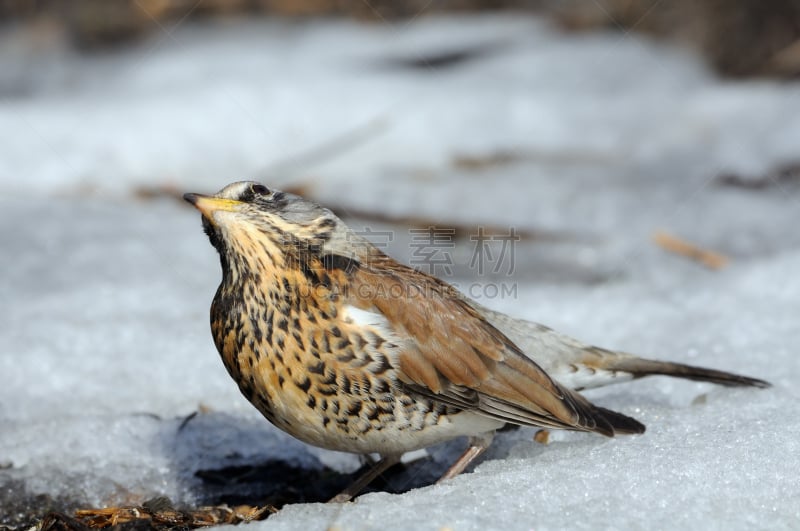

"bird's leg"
[436, 431, 495, 483]
[328, 454, 401, 503]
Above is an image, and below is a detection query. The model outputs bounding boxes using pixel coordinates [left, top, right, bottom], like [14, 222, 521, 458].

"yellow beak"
[183, 193, 242, 220]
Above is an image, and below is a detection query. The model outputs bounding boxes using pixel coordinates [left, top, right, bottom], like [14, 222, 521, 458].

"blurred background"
[5, 0, 800, 75]
[2, 2, 800, 529]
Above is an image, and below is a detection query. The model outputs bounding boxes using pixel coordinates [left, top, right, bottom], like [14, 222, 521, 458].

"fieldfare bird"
[185, 181, 769, 502]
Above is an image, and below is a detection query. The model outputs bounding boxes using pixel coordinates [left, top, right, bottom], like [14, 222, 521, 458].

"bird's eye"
[251, 184, 270, 196]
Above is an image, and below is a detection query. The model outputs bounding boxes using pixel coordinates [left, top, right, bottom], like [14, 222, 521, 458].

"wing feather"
[346, 253, 640, 435]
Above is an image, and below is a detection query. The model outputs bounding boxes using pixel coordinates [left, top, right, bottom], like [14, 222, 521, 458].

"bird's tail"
[586, 356, 769, 436]
[572, 355, 771, 438]
[606, 356, 771, 388]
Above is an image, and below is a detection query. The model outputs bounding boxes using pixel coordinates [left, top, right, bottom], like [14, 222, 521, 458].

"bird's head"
[184, 181, 359, 276]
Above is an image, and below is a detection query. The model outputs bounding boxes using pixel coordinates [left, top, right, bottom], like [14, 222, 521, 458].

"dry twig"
[652, 231, 729, 270]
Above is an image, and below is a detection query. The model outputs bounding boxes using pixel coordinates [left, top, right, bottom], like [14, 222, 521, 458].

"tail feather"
[609, 357, 771, 389]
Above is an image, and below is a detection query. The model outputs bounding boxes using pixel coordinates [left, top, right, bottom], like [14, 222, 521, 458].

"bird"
[184, 181, 769, 502]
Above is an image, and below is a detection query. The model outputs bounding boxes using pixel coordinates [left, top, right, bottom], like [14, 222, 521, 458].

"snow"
[1, 13, 799, 530]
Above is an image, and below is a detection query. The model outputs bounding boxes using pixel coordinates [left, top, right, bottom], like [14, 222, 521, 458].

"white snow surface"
[1, 13, 799, 530]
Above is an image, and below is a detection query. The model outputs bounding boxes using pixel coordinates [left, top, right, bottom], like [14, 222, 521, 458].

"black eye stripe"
[239, 183, 271, 203]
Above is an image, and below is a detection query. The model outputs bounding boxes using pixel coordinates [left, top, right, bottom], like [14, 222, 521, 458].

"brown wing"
[348, 253, 643, 436]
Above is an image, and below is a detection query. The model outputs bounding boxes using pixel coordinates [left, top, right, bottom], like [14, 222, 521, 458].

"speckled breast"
[208, 276, 473, 455]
